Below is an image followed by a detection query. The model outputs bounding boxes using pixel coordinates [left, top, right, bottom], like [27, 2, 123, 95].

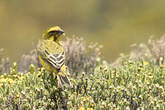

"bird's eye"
[48, 31, 57, 36]
[49, 31, 56, 34]
[48, 30, 63, 38]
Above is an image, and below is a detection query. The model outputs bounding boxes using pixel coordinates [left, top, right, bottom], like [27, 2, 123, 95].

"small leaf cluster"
[0, 60, 165, 110]
[0, 64, 69, 110]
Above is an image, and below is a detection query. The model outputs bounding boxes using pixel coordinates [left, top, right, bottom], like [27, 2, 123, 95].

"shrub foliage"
[0, 36, 165, 109]
[0, 60, 164, 110]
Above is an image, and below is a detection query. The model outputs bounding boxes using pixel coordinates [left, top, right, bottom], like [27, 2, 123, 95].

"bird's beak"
[59, 29, 65, 36]
[59, 29, 64, 33]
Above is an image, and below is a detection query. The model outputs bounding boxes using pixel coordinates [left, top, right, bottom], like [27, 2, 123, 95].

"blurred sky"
[0, 0, 165, 62]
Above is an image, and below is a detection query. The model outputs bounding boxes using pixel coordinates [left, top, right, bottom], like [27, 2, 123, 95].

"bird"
[37, 26, 72, 88]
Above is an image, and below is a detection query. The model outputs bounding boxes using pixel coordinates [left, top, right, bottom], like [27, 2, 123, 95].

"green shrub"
[0, 60, 164, 110]
[0, 64, 70, 110]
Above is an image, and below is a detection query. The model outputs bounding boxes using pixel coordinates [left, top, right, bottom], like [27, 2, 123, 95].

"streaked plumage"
[37, 26, 72, 88]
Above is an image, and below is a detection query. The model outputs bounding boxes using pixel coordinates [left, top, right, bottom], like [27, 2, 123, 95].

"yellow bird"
[37, 26, 72, 88]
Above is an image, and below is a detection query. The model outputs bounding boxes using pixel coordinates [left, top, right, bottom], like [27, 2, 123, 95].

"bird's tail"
[57, 72, 72, 88]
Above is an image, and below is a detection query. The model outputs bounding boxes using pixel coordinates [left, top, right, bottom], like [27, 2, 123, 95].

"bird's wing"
[37, 40, 65, 70]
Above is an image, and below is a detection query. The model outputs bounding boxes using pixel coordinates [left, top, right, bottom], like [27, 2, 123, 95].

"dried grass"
[129, 35, 165, 65]
[0, 36, 102, 75]
[112, 35, 165, 66]
[62, 36, 102, 76]
[0, 48, 10, 74]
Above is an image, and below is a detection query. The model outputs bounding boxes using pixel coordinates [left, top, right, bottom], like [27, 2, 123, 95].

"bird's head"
[42, 26, 65, 41]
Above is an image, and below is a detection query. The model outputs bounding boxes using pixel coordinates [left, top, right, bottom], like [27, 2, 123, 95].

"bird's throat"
[48, 36, 55, 41]
[49, 35, 60, 44]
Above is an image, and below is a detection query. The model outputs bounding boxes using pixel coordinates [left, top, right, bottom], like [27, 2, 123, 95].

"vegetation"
[0, 37, 165, 109]
[0, 60, 164, 110]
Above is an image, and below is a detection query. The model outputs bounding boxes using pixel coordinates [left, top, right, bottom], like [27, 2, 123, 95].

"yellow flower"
[73, 92, 77, 95]
[79, 106, 85, 110]
[87, 108, 93, 110]
[160, 64, 164, 68]
[126, 106, 130, 110]
[0, 78, 7, 83]
[18, 76, 24, 81]
[67, 101, 72, 107]
[111, 70, 116, 74]
[7, 78, 14, 84]
[104, 67, 108, 71]
[143, 61, 149, 66]
[37, 72, 42, 77]
[91, 101, 95, 107]
[148, 75, 153, 80]
[135, 73, 140, 78]
[88, 96, 93, 101]
[81, 96, 86, 102]
[16, 95, 19, 98]
[0, 83, 3, 87]
[137, 67, 141, 71]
